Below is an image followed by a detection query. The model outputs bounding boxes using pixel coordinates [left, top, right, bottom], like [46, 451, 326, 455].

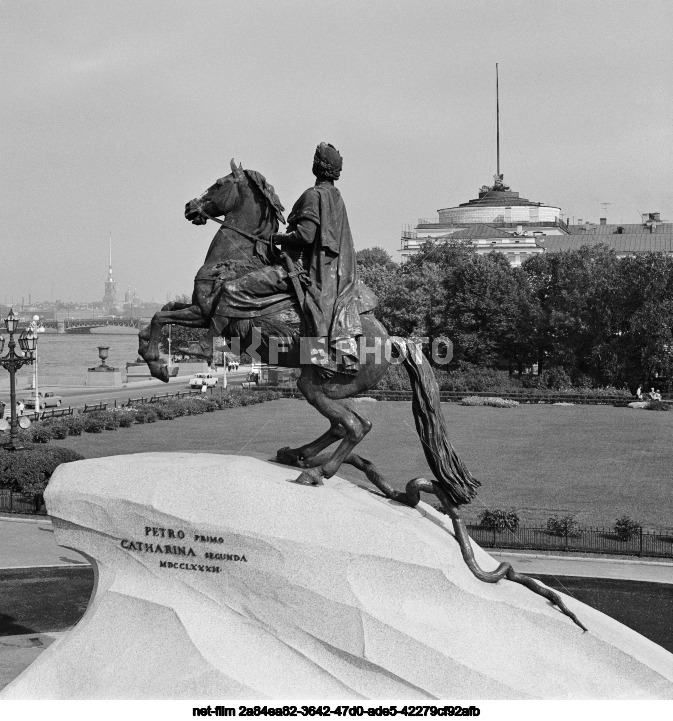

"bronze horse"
[138, 160, 586, 631]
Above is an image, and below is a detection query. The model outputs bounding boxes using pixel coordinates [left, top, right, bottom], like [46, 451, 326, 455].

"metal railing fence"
[465, 523, 673, 559]
[1, 490, 670, 559]
[0, 489, 43, 515]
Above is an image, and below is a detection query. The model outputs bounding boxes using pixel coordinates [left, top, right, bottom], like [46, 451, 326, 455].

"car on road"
[23, 391, 63, 408]
[189, 372, 218, 388]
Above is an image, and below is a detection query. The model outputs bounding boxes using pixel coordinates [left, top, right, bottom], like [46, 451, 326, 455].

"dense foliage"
[613, 515, 641, 541]
[477, 508, 521, 532]
[357, 242, 673, 392]
[546, 514, 581, 538]
[373, 355, 631, 398]
[0, 447, 85, 494]
[149, 246, 673, 392]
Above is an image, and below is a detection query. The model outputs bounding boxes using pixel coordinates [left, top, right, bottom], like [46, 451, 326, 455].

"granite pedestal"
[2, 453, 672, 699]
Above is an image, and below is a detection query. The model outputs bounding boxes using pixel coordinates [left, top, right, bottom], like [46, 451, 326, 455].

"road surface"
[0, 367, 255, 413]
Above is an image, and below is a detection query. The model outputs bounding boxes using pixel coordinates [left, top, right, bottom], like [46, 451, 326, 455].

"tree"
[372, 242, 537, 369]
[356, 247, 395, 269]
[375, 242, 451, 342]
[522, 246, 673, 390]
[486, 258, 539, 376]
[522, 245, 623, 382]
[613, 254, 673, 391]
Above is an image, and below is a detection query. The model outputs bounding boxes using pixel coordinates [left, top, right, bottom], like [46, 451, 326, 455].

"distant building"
[400, 68, 671, 267]
[400, 67, 570, 268]
[124, 285, 140, 306]
[102, 233, 117, 311]
[540, 213, 673, 258]
[400, 173, 569, 267]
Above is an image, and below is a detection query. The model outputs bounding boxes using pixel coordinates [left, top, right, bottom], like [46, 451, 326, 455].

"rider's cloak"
[291, 181, 377, 365]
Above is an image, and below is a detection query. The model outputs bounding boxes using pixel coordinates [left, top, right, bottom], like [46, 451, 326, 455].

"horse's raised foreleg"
[141, 306, 208, 361]
[139, 305, 209, 382]
[137, 300, 193, 357]
[138, 301, 194, 358]
[162, 301, 193, 312]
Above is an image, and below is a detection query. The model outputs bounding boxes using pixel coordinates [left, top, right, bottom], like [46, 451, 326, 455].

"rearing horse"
[138, 160, 586, 632]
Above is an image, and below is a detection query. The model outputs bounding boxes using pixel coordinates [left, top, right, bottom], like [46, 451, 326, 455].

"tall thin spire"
[478, 64, 509, 196]
[108, 231, 113, 281]
[496, 63, 500, 178]
[103, 231, 117, 310]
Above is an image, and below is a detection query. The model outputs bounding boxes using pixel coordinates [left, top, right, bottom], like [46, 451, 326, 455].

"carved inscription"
[118, 525, 249, 572]
[194, 534, 247, 562]
[120, 539, 196, 556]
[160, 561, 220, 573]
[206, 552, 246, 561]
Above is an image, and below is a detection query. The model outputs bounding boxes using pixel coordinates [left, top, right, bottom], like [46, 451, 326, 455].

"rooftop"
[569, 223, 673, 235]
[541, 234, 673, 254]
[453, 188, 547, 209]
[437, 173, 553, 211]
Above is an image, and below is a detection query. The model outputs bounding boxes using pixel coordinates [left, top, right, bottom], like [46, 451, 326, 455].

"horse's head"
[184, 159, 245, 225]
[184, 159, 285, 236]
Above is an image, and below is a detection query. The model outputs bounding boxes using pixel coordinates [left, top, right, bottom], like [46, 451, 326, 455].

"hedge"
[2, 389, 284, 446]
[376, 363, 632, 399]
[0, 446, 85, 494]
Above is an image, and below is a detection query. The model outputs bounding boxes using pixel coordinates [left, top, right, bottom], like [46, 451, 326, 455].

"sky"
[1, 0, 672, 305]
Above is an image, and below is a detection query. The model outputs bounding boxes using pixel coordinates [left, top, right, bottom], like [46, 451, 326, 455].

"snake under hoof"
[405, 477, 588, 633]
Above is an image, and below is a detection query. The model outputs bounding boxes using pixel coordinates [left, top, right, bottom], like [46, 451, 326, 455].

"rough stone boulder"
[2, 453, 672, 699]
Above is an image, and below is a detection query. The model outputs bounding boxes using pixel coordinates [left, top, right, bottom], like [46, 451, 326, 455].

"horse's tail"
[395, 338, 480, 506]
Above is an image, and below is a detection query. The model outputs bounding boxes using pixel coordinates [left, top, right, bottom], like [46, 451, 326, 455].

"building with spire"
[102, 232, 117, 311]
[400, 66, 569, 267]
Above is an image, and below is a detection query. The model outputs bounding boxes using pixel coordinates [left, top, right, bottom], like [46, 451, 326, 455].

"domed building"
[439, 173, 561, 226]
[400, 172, 569, 267]
[401, 66, 570, 267]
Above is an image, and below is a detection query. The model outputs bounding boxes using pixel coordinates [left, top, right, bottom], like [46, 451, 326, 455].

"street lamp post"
[167, 325, 172, 374]
[0, 309, 37, 451]
[28, 315, 45, 412]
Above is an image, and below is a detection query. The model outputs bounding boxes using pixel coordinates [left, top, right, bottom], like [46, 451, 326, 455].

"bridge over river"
[41, 317, 148, 334]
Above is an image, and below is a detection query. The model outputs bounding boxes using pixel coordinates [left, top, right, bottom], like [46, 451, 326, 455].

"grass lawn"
[50, 399, 673, 531]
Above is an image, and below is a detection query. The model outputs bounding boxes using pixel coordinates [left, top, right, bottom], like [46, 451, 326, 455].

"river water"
[2, 328, 141, 389]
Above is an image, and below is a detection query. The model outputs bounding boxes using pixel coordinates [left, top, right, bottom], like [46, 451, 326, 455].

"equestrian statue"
[138, 143, 586, 631]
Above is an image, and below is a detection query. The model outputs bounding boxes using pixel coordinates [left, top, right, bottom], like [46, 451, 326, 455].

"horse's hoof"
[148, 362, 170, 383]
[277, 447, 295, 465]
[289, 468, 324, 487]
[277, 447, 308, 467]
